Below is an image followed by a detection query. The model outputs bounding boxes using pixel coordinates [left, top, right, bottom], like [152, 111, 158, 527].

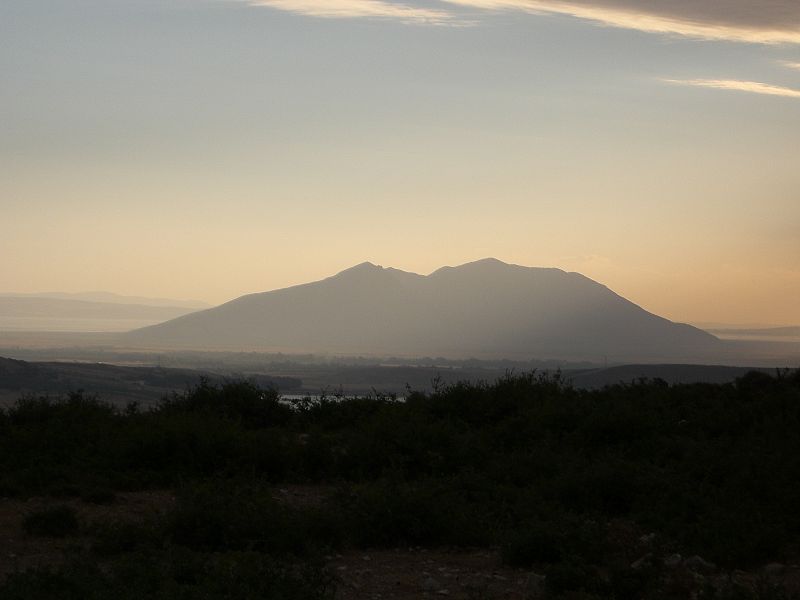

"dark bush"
[2, 369, 800, 574]
[23, 505, 79, 538]
[339, 477, 493, 547]
[81, 488, 116, 505]
[502, 522, 564, 566]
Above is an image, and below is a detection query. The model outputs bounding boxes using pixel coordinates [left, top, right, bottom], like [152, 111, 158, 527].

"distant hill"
[566, 364, 771, 389]
[127, 259, 719, 362]
[0, 296, 203, 333]
[0, 356, 300, 408]
[706, 326, 800, 342]
[0, 355, 771, 408]
[0, 292, 210, 309]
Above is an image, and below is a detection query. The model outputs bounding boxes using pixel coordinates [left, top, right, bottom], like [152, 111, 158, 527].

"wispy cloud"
[442, 0, 800, 43]
[245, 0, 800, 40]
[247, 0, 458, 25]
[664, 78, 800, 99]
[784, 61, 800, 70]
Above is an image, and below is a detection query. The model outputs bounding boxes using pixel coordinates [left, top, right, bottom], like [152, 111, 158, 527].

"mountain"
[0, 297, 203, 333]
[705, 326, 800, 342]
[0, 292, 210, 309]
[125, 258, 719, 361]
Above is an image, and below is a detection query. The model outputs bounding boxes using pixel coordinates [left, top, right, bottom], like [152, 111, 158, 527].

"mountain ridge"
[0, 291, 210, 310]
[126, 258, 718, 361]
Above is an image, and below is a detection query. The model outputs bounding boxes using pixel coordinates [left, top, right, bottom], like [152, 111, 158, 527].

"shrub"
[502, 522, 564, 566]
[23, 505, 79, 538]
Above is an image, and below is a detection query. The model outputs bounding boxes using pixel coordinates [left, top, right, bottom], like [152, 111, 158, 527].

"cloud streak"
[785, 61, 800, 70]
[247, 0, 458, 25]
[248, 0, 800, 42]
[664, 78, 800, 99]
[442, 0, 800, 43]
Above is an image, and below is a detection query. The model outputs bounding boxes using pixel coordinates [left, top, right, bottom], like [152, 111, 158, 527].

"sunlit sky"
[2, 0, 799, 325]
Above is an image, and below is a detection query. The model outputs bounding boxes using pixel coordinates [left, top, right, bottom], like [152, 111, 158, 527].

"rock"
[664, 553, 683, 569]
[524, 573, 546, 599]
[631, 553, 654, 570]
[684, 555, 716, 574]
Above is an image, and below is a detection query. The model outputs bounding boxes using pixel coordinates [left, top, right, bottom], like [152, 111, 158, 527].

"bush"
[2, 369, 800, 572]
[163, 480, 340, 556]
[502, 522, 564, 566]
[81, 488, 116, 505]
[23, 505, 79, 538]
[339, 478, 492, 547]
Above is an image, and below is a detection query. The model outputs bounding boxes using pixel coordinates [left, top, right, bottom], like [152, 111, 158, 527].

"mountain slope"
[126, 259, 719, 360]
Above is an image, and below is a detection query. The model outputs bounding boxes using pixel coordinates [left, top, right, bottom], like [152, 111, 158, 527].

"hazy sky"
[2, 0, 799, 325]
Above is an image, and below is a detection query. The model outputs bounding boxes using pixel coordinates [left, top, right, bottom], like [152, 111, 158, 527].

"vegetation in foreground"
[1, 369, 799, 598]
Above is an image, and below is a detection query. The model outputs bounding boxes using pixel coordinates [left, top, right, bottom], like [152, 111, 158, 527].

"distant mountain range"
[126, 258, 720, 361]
[0, 295, 206, 333]
[706, 326, 800, 342]
[0, 292, 209, 309]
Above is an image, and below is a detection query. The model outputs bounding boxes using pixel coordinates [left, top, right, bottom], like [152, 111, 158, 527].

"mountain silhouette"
[126, 259, 719, 361]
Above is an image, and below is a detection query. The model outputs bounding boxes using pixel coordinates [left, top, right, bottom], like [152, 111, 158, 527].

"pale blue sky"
[2, 0, 799, 324]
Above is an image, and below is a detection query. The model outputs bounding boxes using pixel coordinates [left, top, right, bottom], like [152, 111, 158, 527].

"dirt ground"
[0, 488, 538, 599]
[328, 548, 539, 599]
[0, 490, 176, 578]
[2, 488, 798, 600]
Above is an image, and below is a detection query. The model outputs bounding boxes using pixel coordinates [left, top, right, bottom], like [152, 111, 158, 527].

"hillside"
[127, 259, 719, 362]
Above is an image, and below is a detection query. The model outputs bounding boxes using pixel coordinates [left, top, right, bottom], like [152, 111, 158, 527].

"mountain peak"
[458, 257, 512, 269]
[430, 257, 522, 277]
[333, 262, 383, 276]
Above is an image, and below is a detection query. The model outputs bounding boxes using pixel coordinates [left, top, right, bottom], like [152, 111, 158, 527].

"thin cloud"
[442, 0, 800, 43]
[664, 78, 800, 99]
[784, 61, 800, 70]
[247, 0, 458, 25]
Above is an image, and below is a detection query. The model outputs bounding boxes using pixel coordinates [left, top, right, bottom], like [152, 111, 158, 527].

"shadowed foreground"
[1, 371, 799, 599]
